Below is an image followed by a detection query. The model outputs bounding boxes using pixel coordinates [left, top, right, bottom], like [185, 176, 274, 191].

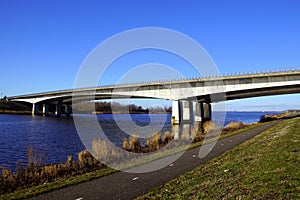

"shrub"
[259, 113, 287, 122]
[78, 150, 98, 169]
[163, 130, 172, 144]
[222, 121, 247, 135]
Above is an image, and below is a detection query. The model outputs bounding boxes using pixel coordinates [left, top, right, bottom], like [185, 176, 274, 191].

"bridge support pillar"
[195, 102, 204, 122]
[32, 103, 38, 115]
[171, 100, 194, 125]
[181, 101, 193, 123]
[171, 100, 180, 125]
[42, 104, 49, 116]
[203, 103, 212, 121]
[55, 101, 62, 117]
[65, 104, 72, 116]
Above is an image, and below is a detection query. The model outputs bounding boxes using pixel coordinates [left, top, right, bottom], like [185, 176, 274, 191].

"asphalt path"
[30, 120, 282, 200]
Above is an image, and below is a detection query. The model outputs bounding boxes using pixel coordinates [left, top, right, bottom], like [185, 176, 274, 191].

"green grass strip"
[137, 117, 300, 199]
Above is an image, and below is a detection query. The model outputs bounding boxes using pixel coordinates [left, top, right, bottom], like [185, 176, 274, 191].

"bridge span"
[8, 69, 300, 124]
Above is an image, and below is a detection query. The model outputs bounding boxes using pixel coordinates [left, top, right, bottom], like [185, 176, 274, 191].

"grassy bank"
[137, 117, 300, 199]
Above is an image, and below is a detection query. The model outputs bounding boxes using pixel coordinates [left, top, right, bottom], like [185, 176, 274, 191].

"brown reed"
[129, 134, 141, 152]
[163, 130, 173, 144]
[0, 145, 104, 195]
[122, 138, 129, 150]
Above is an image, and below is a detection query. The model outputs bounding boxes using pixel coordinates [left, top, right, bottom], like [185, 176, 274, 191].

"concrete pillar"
[171, 100, 180, 125]
[181, 101, 193, 123]
[66, 104, 72, 116]
[42, 104, 49, 116]
[61, 105, 66, 114]
[55, 101, 62, 117]
[195, 102, 204, 122]
[32, 103, 38, 115]
[203, 103, 212, 121]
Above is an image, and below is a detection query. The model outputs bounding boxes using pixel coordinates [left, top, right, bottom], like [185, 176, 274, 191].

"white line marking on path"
[132, 177, 139, 181]
[75, 198, 83, 200]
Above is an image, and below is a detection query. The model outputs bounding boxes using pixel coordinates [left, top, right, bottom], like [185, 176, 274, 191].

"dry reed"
[0, 145, 104, 195]
[163, 130, 172, 144]
[222, 121, 248, 134]
[151, 132, 161, 150]
[129, 134, 141, 152]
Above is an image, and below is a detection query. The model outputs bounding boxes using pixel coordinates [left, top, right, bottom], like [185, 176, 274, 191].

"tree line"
[73, 101, 172, 114]
[0, 98, 172, 114]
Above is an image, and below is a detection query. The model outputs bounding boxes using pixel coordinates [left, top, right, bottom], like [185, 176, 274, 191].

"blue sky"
[0, 0, 299, 111]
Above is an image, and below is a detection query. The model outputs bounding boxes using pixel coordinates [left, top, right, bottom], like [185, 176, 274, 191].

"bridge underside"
[226, 84, 300, 101]
[31, 102, 72, 117]
[190, 84, 300, 102]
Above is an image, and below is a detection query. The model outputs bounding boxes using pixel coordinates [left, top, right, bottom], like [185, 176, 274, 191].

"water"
[0, 111, 279, 171]
[0, 115, 85, 171]
[223, 111, 279, 125]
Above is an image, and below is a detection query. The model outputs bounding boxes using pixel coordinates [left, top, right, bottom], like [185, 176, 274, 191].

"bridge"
[8, 69, 300, 124]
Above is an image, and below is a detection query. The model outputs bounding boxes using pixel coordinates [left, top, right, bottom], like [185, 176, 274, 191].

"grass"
[136, 117, 300, 199]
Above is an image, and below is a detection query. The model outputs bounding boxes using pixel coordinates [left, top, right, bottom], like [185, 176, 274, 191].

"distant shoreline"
[0, 110, 172, 115]
[0, 110, 290, 115]
[0, 110, 32, 115]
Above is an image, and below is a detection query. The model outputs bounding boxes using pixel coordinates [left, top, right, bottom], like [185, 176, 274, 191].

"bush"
[222, 121, 247, 135]
[259, 113, 287, 123]
[163, 130, 173, 144]
[0, 146, 104, 195]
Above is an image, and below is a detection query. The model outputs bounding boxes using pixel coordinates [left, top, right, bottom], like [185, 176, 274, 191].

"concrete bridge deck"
[8, 69, 300, 123]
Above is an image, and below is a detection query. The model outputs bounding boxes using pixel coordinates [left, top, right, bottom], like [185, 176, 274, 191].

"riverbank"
[0, 110, 171, 115]
[0, 110, 32, 115]
[137, 116, 300, 199]
[0, 112, 292, 199]
[0, 112, 277, 172]
[26, 117, 290, 199]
